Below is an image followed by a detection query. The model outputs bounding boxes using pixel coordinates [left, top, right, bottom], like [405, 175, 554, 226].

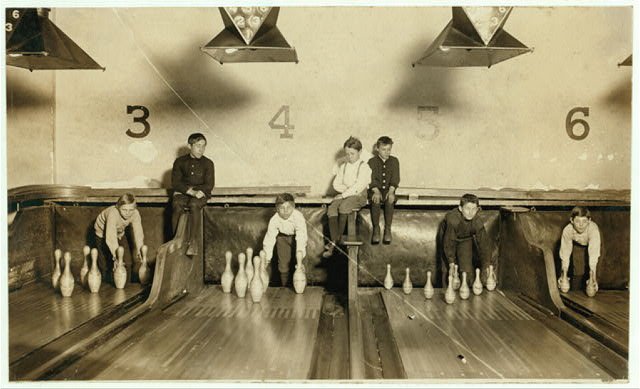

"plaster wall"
[6, 7, 632, 192]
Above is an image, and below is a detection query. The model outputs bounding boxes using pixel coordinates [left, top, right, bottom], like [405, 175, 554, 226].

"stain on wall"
[6, 68, 55, 188]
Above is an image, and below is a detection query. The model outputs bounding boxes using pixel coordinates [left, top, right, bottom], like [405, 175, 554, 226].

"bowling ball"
[257, 7, 270, 15]
[226, 7, 238, 16]
[233, 15, 246, 29]
[241, 7, 254, 16]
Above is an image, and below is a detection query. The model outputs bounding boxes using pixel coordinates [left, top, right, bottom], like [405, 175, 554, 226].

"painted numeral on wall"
[126, 105, 150, 138]
[565, 107, 590, 140]
[268, 105, 295, 139]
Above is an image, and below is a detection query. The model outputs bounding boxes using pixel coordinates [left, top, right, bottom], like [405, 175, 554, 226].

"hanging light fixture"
[618, 55, 632, 67]
[201, 7, 298, 64]
[413, 7, 532, 68]
[5, 8, 104, 71]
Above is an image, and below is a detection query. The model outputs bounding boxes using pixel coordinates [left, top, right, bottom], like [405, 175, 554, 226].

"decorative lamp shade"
[201, 7, 298, 64]
[618, 55, 632, 67]
[6, 8, 104, 71]
[413, 7, 532, 68]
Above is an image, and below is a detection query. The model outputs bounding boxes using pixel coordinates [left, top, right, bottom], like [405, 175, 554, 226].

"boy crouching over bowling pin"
[262, 193, 308, 287]
[93, 193, 145, 285]
[558, 206, 601, 296]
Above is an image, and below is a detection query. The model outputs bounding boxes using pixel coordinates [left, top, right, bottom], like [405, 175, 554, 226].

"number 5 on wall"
[565, 107, 590, 140]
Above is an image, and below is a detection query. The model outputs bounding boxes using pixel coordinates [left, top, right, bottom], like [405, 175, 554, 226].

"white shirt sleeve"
[587, 222, 601, 271]
[262, 215, 279, 261]
[333, 163, 347, 193]
[559, 224, 574, 272]
[293, 210, 308, 257]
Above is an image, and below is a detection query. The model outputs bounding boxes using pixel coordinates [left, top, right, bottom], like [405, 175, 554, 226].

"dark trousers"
[370, 190, 395, 230]
[95, 234, 132, 284]
[327, 190, 368, 244]
[443, 238, 475, 280]
[171, 193, 207, 242]
[275, 234, 297, 286]
[568, 244, 589, 291]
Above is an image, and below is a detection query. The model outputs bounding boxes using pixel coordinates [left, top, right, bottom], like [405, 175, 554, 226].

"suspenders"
[342, 160, 364, 186]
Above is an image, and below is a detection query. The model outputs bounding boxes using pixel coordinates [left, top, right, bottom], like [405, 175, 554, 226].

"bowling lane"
[562, 290, 629, 330]
[9, 280, 144, 363]
[51, 286, 324, 380]
[382, 288, 612, 381]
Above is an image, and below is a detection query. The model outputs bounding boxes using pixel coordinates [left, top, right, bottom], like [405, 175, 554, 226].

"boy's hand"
[371, 189, 382, 204]
[194, 190, 205, 199]
[386, 192, 396, 204]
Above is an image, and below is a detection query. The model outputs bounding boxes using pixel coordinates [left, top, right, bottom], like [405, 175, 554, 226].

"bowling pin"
[60, 252, 75, 297]
[557, 268, 570, 293]
[87, 248, 101, 293]
[221, 251, 234, 293]
[293, 251, 307, 294]
[423, 270, 434, 299]
[402, 268, 412, 294]
[486, 265, 497, 291]
[52, 249, 62, 290]
[250, 256, 264, 302]
[138, 245, 150, 285]
[259, 250, 269, 292]
[246, 248, 254, 266]
[245, 249, 255, 286]
[80, 245, 90, 286]
[235, 253, 248, 298]
[459, 272, 470, 300]
[113, 246, 127, 289]
[585, 270, 597, 297]
[452, 264, 461, 290]
[472, 268, 483, 296]
[444, 274, 456, 304]
[384, 264, 393, 290]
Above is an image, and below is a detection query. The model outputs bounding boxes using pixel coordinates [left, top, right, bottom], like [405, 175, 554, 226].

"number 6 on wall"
[565, 107, 590, 140]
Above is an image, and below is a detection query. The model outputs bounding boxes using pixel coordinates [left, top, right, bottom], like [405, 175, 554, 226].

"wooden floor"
[382, 288, 613, 382]
[51, 286, 325, 380]
[563, 290, 629, 330]
[9, 280, 144, 363]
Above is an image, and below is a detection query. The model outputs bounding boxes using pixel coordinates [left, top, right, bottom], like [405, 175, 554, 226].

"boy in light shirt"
[322, 136, 372, 258]
[559, 206, 601, 293]
[262, 193, 308, 287]
[94, 193, 145, 284]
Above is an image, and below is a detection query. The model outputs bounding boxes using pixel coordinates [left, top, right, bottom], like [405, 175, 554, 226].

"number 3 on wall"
[565, 107, 590, 140]
[126, 105, 150, 138]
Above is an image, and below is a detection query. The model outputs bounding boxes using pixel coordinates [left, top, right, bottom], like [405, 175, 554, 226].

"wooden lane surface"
[563, 290, 629, 331]
[52, 286, 324, 380]
[9, 281, 144, 363]
[381, 288, 612, 381]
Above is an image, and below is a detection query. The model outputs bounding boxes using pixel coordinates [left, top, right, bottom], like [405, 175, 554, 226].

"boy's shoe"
[371, 227, 381, 245]
[383, 228, 392, 244]
[322, 246, 334, 258]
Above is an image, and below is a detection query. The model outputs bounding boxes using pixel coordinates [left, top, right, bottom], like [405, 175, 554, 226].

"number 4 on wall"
[269, 105, 295, 139]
